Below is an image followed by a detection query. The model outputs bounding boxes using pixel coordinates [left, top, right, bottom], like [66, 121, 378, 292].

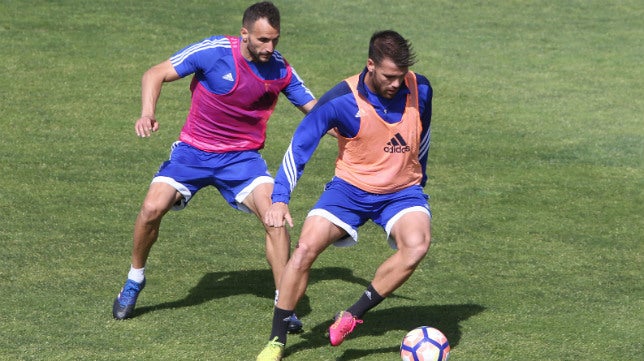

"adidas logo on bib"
[384, 133, 411, 153]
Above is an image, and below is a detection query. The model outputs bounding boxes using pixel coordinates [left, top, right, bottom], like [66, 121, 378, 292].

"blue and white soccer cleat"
[286, 313, 303, 334]
[112, 278, 145, 320]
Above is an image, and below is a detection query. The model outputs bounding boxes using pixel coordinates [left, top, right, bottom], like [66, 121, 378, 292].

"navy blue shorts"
[152, 142, 273, 212]
[307, 177, 431, 249]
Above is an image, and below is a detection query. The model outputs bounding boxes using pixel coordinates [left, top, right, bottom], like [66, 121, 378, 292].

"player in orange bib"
[257, 30, 433, 361]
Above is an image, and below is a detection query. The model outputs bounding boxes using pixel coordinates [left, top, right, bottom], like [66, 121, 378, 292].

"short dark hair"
[368, 30, 416, 68]
[243, 1, 280, 31]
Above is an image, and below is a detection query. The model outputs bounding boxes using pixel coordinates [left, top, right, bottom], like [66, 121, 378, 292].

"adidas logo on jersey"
[384, 133, 411, 153]
[222, 72, 234, 81]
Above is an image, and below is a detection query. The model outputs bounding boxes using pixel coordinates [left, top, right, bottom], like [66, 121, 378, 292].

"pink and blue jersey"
[169, 35, 315, 153]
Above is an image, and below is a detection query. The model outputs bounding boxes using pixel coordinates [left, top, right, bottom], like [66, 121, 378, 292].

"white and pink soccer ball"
[400, 326, 450, 361]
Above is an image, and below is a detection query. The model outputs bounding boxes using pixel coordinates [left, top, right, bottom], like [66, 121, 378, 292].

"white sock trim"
[128, 266, 145, 283]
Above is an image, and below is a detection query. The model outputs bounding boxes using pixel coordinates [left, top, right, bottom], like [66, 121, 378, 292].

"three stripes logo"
[384, 133, 411, 153]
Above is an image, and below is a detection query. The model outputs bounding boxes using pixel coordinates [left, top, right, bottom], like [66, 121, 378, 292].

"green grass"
[1, 0, 642, 360]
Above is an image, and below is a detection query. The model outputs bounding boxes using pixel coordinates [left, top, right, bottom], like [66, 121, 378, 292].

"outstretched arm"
[135, 60, 181, 138]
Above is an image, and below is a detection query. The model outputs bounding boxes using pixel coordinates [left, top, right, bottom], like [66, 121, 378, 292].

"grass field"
[1, 0, 642, 360]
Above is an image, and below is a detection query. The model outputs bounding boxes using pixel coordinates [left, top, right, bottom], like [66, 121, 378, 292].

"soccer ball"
[400, 326, 450, 361]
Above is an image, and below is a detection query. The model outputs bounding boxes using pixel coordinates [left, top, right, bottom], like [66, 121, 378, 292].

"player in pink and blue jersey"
[112, 2, 316, 332]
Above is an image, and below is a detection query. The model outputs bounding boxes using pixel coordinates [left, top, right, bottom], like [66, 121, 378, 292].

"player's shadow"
[135, 266, 370, 318]
[285, 303, 485, 360]
[134, 267, 484, 360]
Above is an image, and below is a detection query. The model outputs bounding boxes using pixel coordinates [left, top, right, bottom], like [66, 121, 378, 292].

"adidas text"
[383, 145, 411, 153]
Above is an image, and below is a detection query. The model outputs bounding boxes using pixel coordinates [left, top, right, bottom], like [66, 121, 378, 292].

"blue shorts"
[307, 177, 431, 249]
[152, 142, 273, 212]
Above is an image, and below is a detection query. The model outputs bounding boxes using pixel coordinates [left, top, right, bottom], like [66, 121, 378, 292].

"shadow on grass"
[285, 303, 485, 360]
[134, 267, 484, 360]
[135, 266, 370, 318]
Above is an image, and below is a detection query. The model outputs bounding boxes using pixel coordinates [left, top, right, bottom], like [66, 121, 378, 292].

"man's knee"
[139, 198, 173, 223]
[289, 242, 319, 271]
[400, 234, 430, 267]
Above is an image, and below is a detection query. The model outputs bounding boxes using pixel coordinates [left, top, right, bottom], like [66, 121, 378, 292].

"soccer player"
[112, 1, 316, 333]
[256, 30, 433, 360]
